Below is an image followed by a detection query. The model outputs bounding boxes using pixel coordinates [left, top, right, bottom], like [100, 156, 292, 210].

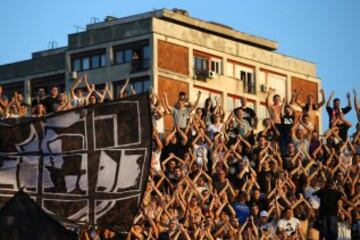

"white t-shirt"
[277, 217, 300, 236]
[338, 221, 351, 240]
[151, 150, 162, 175]
[173, 108, 190, 129]
[207, 123, 223, 139]
[72, 96, 86, 107]
[193, 143, 209, 166]
[304, 186, 320, 209]
[292, 136, 310, 156]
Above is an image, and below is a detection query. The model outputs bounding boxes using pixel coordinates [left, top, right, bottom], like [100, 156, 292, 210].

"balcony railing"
[130, 59, 150, 73]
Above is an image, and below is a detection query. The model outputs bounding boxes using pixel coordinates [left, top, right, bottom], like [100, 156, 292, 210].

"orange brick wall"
[157, 40, 189, 75]
[158, 76, 189, 132]
[291, 77, 318, 103]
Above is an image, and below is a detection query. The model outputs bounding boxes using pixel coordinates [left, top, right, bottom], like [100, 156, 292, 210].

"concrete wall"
[152, 18, 322, 131]
[152, 18, 317, 78]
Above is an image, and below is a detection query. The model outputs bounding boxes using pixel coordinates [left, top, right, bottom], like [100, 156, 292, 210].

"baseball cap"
[260, 210, 268, 218]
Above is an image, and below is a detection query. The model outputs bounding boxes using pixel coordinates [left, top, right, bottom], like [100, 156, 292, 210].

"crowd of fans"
[0, 75, 135, 118]
[135, 87, 360, 240]
[1, 75, 360, 240]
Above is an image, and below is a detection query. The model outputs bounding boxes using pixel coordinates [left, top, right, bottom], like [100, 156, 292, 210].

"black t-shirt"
[337, 123, 350, 141]
[234, 107, 256, 127]
[302, 103, 318, 113]
[258, 128, 277, 142]
[160, 140, 188, 161]
[258, 170, 278, 193]
[32, 98, 45, 107]
[212, 177, 227, 192]
[228, 161, 247, 189]
[326, 106, 352, 128]
[313, 188, 342, 217]
[43, 96, 59, 113]
[248, 197, 268, 211]
[280, 114, 294, 136]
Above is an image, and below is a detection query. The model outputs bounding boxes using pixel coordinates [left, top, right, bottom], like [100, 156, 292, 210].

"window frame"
[71, 49, 107, 72]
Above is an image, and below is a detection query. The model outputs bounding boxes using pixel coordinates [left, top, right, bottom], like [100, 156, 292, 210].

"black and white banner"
[0, 94, 152, 232]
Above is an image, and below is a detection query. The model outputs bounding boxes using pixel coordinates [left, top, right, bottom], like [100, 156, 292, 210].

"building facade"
[0, 9, 322, 132]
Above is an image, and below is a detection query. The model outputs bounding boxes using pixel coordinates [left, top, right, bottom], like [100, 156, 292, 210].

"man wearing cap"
[259, 210, 275, 235]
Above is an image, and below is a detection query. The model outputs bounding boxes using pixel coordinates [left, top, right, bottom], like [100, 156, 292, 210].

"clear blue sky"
[0, 0, 359, 131]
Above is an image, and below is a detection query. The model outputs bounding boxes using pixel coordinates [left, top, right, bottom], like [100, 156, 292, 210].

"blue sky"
[0, 0, 359, 130]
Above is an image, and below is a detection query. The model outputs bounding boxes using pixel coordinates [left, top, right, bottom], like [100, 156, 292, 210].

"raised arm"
[164, 128, 177, 146]
[346, 92, 352, 109]
[70, 75, 82, 99]
[83, 75, 92, 94]
[104, 83, 113, 100]
[0, 95, 8, 109]
[326, 91, 334, 107]
[265, 88, 273, 110]
[317, 89, 326, 108]
[162, 91, 173, 113]
[119, 78, 130, 98]
[94, 85, 106, 103]
[130, 84, 136, 96]
[189, 91, 202, 112]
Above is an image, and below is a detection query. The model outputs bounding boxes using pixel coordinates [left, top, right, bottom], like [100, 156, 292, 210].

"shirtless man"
[266, 88, 284, 125]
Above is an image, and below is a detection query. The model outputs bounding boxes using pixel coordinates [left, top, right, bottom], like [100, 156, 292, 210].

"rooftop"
[86, 8, 278, 51]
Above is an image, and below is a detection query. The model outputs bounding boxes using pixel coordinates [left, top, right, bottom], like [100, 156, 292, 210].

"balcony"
[130, 58, 150, 73]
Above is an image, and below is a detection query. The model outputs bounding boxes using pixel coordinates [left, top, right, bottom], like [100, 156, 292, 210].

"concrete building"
[0, 8, 322, 131]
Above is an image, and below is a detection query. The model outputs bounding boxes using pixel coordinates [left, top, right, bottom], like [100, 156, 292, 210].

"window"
[240, 70, 256, 94]
[82, 57, 90, 70]
[210, 58, 222, 74]
[92, 55, 100, 69]
[228, 61, 256, 94]
[113, 41, 150, 72]
[193, 51, 223, 80]
[73, 59, 81, 72]
[101, 53, 106, 66]
[113, 77, 151, 98]
[267, 73, 286, 98]
[231, 63, 255, 94]
[194, 56, 209, 80]
[71, 49, 107, 72]
[115, 49, 133, 64]
[143, 46, 150, 69]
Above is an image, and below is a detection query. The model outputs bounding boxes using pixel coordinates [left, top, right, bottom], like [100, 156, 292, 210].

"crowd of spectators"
[0, 75, 360, 240]
[0, 75, 135, 118]
[133, 87, 360, 240]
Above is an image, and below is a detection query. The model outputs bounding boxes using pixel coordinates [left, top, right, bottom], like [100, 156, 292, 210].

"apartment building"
[0, 9, 322, 131]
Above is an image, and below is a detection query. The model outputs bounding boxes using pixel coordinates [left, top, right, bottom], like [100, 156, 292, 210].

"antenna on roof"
[48, 41, 58, 50]
[90, 17, 100, 24]
[73, 25, 85, 33]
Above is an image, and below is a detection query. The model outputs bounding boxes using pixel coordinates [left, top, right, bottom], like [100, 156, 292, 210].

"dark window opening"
[71, 49, 107, 72]
[240, 70, 256, 94]
[194, 56, 209, 80]
[113, 40, 150, 73]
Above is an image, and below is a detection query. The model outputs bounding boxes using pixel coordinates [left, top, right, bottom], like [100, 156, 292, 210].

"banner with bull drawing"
[0, 94, 152, 232]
